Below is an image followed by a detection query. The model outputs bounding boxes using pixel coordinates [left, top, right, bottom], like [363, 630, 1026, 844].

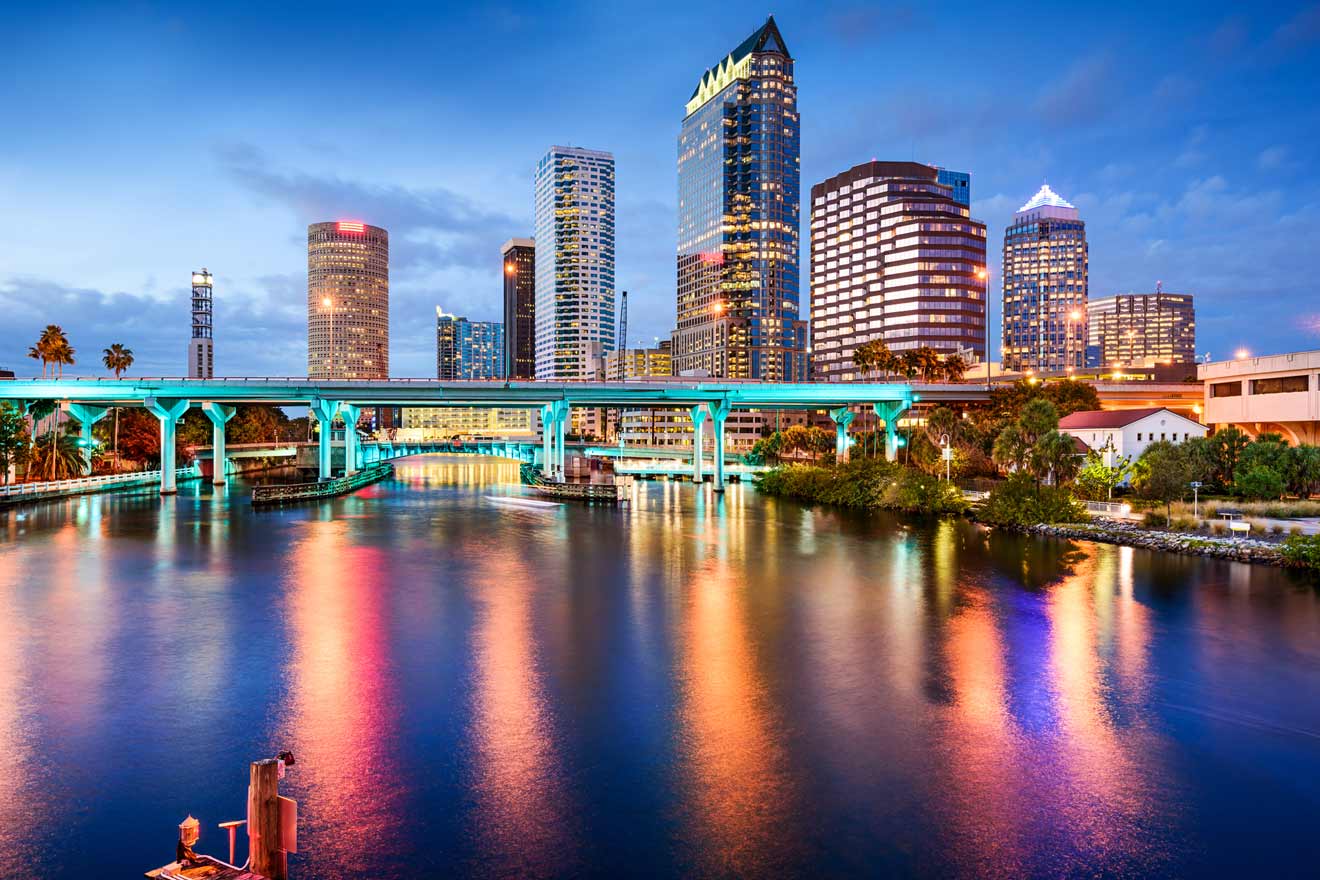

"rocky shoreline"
[1017, 520, 1285, 566]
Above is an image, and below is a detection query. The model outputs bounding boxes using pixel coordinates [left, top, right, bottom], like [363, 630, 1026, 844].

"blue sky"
[2, 0, 1318, 376]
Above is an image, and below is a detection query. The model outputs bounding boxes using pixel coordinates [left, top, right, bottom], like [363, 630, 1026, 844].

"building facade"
[436, 309, 503, 380]
[308, 221, 389, 379]
[672, 16, 807, 381]
[534, 147, 615, 380]
[501, 238, 536, 380]
[1001, 185, 1088, 373]
[605, 341, 673, 381]
[399, 407, 533, 440]
[1200, 349, 1320, 445]
[1086, 288, 1196, 368]
[810, 161, 987, 381]
[1059, 407, 1207, 466]
[188, 268, 214, 378]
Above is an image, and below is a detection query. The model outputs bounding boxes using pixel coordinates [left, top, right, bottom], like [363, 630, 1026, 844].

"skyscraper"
[501, 238, 535, 379]
[1002, 185, 1088, 372]
[187, 268, 214, 378]
[673, 16, 807, 381]
[307, 220, 389, 379]
[436, 309, 504, 380]
[534, 147, 615, 380]
[936, 168, 971, 206]
[1087, 287, 1196, 368]
[810, 161, 986, 381]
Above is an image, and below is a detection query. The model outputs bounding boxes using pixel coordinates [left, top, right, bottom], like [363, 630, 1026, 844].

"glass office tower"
[501, 238, 535, 379]
[1001, 185, 1088, 372]
[436, 309, 504, 380]
[673, 16, 807, 381]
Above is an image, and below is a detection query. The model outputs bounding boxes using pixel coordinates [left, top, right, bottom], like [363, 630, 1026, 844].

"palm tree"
[1032, 431, 1082, 485]
[942, 354, 969, 383]
[851, 342, 874, 379]
[27, 344, 46, 378]
[913, 346, 943, 382]
[28, 430, 83, 482]
[898, 351, 921, 380]
[49, 337, 75, 379]
[102, 344, 134, 472]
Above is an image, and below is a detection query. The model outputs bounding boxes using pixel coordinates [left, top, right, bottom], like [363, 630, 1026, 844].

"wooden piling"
[248, 759, 286, 880]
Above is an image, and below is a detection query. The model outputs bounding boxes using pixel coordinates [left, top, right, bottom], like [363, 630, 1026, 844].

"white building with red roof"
[1058, 407, 1207, 462]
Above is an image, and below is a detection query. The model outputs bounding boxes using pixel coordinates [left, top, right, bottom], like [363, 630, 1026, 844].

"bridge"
[0, 377, 947, 494]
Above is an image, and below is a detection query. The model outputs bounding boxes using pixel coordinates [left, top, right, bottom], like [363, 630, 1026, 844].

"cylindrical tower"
[188, 268, 214, 378]
[307, 221, 389, 379]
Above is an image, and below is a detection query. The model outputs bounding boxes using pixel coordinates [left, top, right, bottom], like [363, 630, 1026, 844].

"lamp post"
[322, 297, 334, 379]
[976, 267, 991, 388]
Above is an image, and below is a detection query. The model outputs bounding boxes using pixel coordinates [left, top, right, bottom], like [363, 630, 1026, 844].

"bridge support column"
[65, 403, 108, 476]
[200, 402, 236, 484]
[144, 398, 191, 494]
[829, 406, 856, 463]
[554, 402, 568, 478]
[873, 396, 914, 463]
[690, 405, 708, 483]
[540, 404, 555, 477]
[309, 398, 341, 481]
[708, 399, 731, 493]
[340, 404, 362, 475]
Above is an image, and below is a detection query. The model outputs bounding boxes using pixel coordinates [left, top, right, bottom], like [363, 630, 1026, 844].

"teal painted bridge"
[0, 377, 963, 494]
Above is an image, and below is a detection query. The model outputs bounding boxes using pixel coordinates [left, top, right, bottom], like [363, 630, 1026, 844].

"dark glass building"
[501, 238, 535, 379]
[673, 16, 807, 381]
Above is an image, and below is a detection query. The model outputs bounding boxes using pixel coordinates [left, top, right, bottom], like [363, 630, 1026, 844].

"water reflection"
[467, 537, 575, 877]
[280, 520, 405, 877]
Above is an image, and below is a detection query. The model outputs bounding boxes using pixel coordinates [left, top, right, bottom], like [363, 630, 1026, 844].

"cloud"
[216, 143, 522, 275]
[1034, 53, 1118, 127]
[0, 275, 306, 377]
[1257, 145, 1290, 170]
[1274, 3, 1320, 49]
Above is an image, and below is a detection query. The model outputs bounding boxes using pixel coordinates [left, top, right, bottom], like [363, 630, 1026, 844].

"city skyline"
[2, 1, 1319, 376]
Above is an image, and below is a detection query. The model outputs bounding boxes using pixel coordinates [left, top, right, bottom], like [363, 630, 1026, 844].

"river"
[1, 455, 1318, 878]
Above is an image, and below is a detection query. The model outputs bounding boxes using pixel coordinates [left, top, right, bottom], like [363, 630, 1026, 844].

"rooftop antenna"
[1156, 279, 1163, 294]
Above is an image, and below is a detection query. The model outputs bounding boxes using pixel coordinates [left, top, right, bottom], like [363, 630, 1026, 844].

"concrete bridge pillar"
[65, 403, 108, 476]
[873, 397, 914, 463]
[144, 397, 191, 494]
[554, 402, 568, 478]
[829, 406, 856, 463]
[200, 402, 236, 484]
[540, 404, 554, 477]
[690, 404, 708, 483]
[708, 399, 731, 493]
[340, 404, 362, 475]
[309, 398, 341, 481]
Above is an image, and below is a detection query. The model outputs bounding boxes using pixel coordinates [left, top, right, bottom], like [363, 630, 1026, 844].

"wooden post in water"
[248, 758, 286, 880]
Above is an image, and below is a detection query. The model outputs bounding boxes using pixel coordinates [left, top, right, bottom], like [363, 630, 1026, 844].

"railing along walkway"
[1, 467, 198, 500]
[251, 462, 393, 506]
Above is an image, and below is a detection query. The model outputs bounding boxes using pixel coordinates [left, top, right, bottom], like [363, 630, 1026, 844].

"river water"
[1, 456, 1318, 878]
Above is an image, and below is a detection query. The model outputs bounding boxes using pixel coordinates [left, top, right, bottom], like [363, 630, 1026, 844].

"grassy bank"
[754, 459, 967, 515]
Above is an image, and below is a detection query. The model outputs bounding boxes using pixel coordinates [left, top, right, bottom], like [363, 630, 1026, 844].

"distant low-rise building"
[1087, 287, 1195, 369]
[1059, 407, 1207, 463]
[436, 309, 503, 380]
[1200, 349, 1320, 445]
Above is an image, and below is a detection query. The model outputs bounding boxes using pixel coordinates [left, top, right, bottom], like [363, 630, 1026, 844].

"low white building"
[1058, 407, 1207, 463]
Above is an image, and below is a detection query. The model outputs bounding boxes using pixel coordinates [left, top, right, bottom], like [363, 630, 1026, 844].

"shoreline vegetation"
[753, 375, 1320, 576]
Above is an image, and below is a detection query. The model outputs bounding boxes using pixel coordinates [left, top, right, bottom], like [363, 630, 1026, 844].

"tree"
[912, 346, 943, 382]
[27, 344, 46, 378]
[1238, 433, 1289, 476]
[1283, 445, 1320, 498]
[1032, 431, 1082, 485]
[1210, 426, 1250, 487]
[102, 343, 134, 472]
[941, 353, 969, 383]
[1074, 439, 1135, 500]
[1234, 465, 1286, 500]
[1134, 441, 1193, 526]
[897, 351, 921, 380]
[36, 325, 75, 379]
[28, 429, 83, 481]
[0, 402, 31, 485]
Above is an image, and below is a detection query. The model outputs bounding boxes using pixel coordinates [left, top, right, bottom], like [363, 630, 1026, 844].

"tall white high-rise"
[533, 146, 616, 379]
[188, 268, 214, 378]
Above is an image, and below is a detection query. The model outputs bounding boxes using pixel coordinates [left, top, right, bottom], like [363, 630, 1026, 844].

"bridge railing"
[0, 467, 199, 498]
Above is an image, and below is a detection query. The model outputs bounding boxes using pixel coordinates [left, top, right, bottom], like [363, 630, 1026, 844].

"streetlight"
[1235, 348, 1249, 360]
[322, 296, 335, 378]
[976, 267, 991, 387]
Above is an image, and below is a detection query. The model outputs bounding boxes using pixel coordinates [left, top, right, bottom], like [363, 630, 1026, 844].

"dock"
[520, 463, 631, 504]
[251, 462, 393, 506]
[146, 855, 267, 879]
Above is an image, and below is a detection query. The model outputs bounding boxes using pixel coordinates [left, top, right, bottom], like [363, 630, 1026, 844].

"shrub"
[1280, 534, 1320, 571]
[1142, 510, 1165, 528]
[755, 458, 965, 514]
[1291, 526, 1305, 537]
[979, 472, 1087, 527]
[1211, 522, 1228, 536]
[881, 469, 967, 515]
[1234, 465, 1286, 501]
[1170, 516, 1200, 532]
[1271, 524, 1285, 535]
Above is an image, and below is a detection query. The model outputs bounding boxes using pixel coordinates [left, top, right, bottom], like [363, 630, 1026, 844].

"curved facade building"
[810, 161, 986, 380]
[307, 220, 389, 379]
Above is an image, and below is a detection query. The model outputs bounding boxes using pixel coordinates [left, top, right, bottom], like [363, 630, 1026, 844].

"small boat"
[485, 495, 562, 510]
